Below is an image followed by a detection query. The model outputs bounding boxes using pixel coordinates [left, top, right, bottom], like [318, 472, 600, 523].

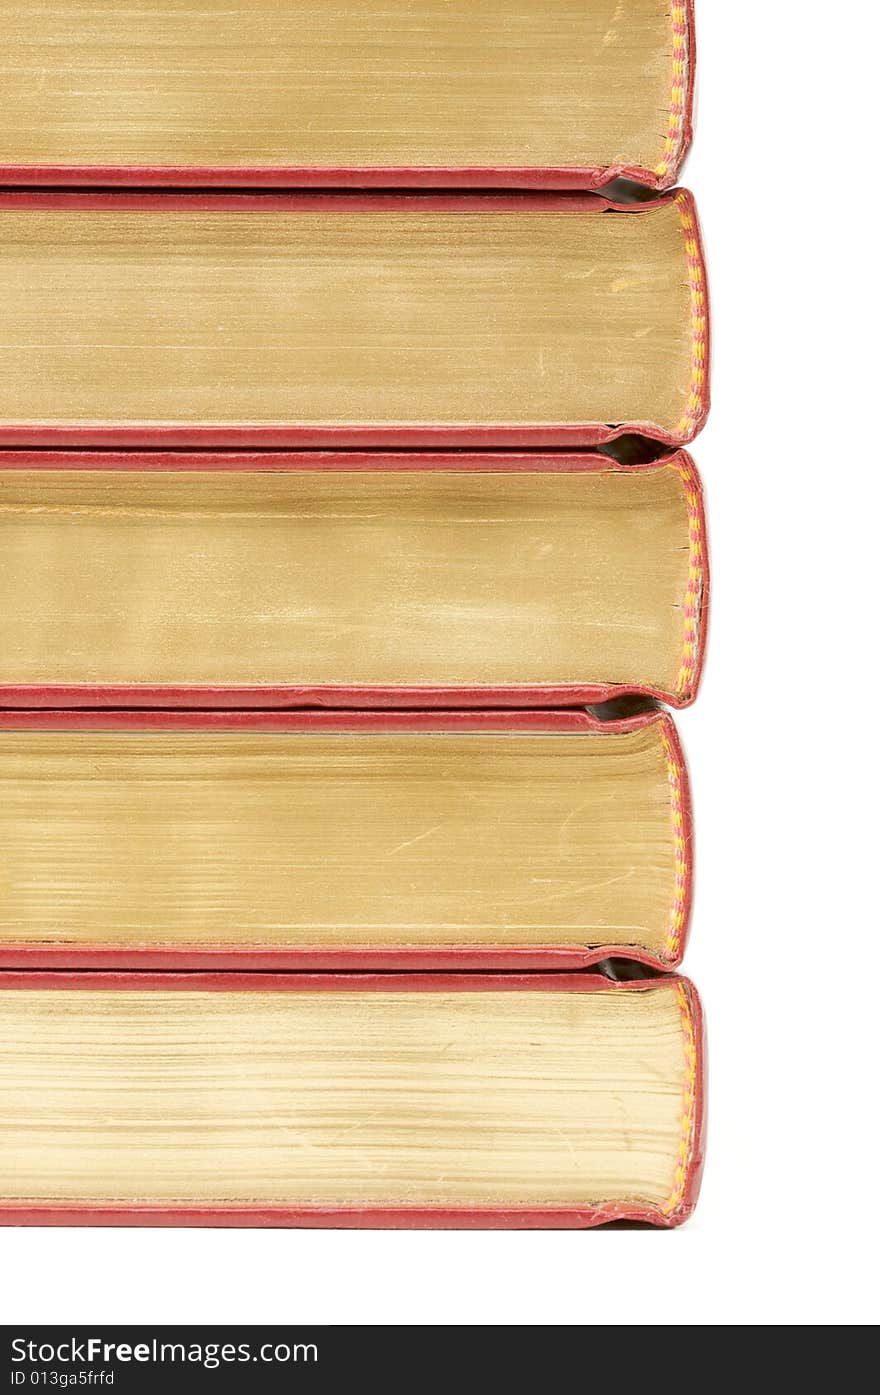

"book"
[0, 970, 704, 1229]
[0, 191, 709, 449]
[0, 710, 692, 972]
[0, 1, 695, 191]
[0, 451, 708, 710]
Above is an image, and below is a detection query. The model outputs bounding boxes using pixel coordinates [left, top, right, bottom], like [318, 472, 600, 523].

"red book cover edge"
[0, 189, 710, 449]
[0, 0, 695, 193]
[0, 708, 694, 975]
[0, 449, 709, 710]
[0, 971, 705, 1230]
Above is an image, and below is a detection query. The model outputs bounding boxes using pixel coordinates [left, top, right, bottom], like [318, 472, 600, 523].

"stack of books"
[0, 0, 708, 1229]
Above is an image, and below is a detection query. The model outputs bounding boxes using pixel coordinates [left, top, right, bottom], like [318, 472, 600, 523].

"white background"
[2, 4, 878, 1326]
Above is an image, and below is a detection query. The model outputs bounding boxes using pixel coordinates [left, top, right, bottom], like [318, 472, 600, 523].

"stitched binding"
[655, 3, 689, 180]
[659, 723, 689, 962]
[675, 191, 708, 439]
[662, 980, 698, 1215]
[673, 454, 705, 699]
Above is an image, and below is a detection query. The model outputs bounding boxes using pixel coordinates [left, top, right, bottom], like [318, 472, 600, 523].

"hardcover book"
[0, 1, 695, 191]
[0, 451, 707, 710]
[0, 971, 704, 1229]
[0, 710, 692, 973]
[0, 191, 709, 449]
